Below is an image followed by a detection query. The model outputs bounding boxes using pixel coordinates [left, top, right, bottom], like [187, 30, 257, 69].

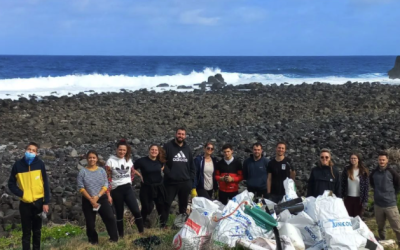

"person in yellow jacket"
[8, 142, 50, 250]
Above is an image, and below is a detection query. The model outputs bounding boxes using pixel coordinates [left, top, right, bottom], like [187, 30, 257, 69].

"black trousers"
[196, 189, 213, 200]
[111, 183, 144, 236]
[20, 200, 43, 250]
[165, 180, 192, 215]
[82, 195, 118, 244]
[218, 190, 238, 205]
[247, 187, 268, 199]
[269, 194, 284, 203]
[139, 185, 168, 227]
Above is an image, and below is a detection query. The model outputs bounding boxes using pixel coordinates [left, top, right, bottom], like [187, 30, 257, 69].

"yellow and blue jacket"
[8, 157, 50, 204]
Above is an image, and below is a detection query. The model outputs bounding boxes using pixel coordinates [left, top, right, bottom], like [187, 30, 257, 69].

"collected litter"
[172, 183, 384, 250]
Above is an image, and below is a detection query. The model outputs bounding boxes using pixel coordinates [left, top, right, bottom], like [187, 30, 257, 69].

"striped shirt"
[77, 167, 108, 197]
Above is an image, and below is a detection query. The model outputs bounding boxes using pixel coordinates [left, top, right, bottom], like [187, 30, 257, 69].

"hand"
[92, 203, 99, 209]
[140, 175, 144, 183]
[161, 166, 165, 171]
[43, 205, 49, 213]
[226, 176, 234, 183]
[92, 196, 99, 204]
[107, 195, 113, 204]
[191, 188, 197, 198]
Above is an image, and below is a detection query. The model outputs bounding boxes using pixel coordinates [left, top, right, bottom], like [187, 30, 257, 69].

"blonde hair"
[320, 148, 335, 178]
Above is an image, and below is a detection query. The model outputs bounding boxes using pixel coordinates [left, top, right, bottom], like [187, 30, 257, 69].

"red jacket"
[215, 158, 243, 193]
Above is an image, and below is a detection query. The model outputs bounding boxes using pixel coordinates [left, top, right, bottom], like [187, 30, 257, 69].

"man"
[215, 144, 243, 205]
[267, 142, 296, 203]
[243, 143, 269, 198]
[8, 142, 50, 250]
[163, 128, 195, 216]
[370, 151, 400, 243]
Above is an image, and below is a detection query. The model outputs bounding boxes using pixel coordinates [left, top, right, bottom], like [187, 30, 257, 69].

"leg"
[111, 188, 125, 237]
[139, 186, 154, 224]
[124, 187, 144, 233]
[164, 184, 180, 216]
[177, 180, 191, 214]
[207, 190, 213, 199]
[354, 197, 363, 217]
[218, 190, 228, 205]
[31, 204, 43, 250]
[375, 205, 386, 240]
[227, 191, 238, 201]
[19, 202, 32, 250]
[82, 197, 98, 244]
[155, 201, 168, 228]
[385, 206, 400, 243]
[196, 189, 211, 200]
[344, 197, 353, 217]
[98, 196, 118, 242]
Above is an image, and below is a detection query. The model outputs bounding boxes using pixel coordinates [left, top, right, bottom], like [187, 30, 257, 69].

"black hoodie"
[163, 139, 195, 185]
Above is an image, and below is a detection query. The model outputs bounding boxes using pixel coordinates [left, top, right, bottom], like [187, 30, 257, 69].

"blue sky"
[0, 0, 399, 56]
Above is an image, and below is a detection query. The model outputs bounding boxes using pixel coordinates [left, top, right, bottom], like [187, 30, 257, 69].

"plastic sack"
[283, 178, 298, 201]
[351, 216, 384, 250]
[315, 194, 360, 249]
[173, 209, 211, 250]
[237, 236, 296, 250]
[286, 212, 322, 248]
[212, 200, 267, 248]
[279, 223, 305, 250]
[232, 190, 254, 205]
[303, 197, 317, 223]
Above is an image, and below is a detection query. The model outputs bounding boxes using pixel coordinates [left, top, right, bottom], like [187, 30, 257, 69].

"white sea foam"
[1, 68, 399, 100]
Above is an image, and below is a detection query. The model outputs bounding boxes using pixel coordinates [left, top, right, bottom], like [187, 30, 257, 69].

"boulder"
[156, 83, 169, 87]
[388, 56, 400, 79]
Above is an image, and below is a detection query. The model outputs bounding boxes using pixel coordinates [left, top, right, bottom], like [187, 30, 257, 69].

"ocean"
[0, 55, 399, 99]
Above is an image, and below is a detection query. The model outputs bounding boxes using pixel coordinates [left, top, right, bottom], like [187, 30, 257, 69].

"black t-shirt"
[134, 157, 164, 185]
[267, 157, 294, 196]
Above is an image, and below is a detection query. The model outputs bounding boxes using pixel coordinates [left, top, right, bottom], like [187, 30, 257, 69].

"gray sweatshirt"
[370, 166, 400, 208]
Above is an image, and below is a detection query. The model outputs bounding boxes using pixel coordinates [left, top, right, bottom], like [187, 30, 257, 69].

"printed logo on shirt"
[173, 151, 188, 162]
[282, 164, 286, 170]
[113, 164, 131, 178]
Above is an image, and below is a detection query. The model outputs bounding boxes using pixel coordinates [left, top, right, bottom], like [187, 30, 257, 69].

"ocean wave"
[1, 68, 399, 99]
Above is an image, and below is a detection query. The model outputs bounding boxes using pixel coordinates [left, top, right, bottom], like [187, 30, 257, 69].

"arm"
[389, 168, 400, 193]
[189, 151, 196, 185]
[341, 169, 347, 198]
[41, 163, 50, 204]
[242, 160, 248, 180]
[334, 170, 341, 198]
[215, 162, 223, 182]
[8, 163, 23, 198]
[288, 160, 296, 180]
[193, 157, 200, 188]
[105, 165, 113, 192]
[267, 173, 272, 194]
[306, 169, 315, 197]
[369, 171, 375, 189]
[231, 161, 243, 183]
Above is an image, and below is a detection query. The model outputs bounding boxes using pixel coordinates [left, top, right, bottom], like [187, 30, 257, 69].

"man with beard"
[243, 143, 269, 198]
[267, 142, 296, 203]
[163, 128, 195, 217]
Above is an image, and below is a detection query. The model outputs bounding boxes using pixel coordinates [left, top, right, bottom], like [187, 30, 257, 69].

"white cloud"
[179, 9, 220, 26]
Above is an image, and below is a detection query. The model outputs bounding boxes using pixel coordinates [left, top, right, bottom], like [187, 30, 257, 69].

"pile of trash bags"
[172, 178, 385, 250]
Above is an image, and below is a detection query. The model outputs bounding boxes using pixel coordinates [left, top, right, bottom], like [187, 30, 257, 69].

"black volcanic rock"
[388, 56, 400, 79]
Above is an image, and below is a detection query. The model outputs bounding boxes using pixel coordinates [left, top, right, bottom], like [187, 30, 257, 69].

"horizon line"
[0, 54, 398, 57]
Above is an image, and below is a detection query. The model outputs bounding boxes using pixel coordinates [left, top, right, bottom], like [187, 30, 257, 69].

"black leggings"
[165, 180, 192, 214]
[218, 190, 238, 205]
[20, 200, 43, 250]
[111, 183, 144, 235]
[82, 195, 118, 244]
[139, 185, 168, 227]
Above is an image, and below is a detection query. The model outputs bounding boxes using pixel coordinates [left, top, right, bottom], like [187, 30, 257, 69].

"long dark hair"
[117, 139, 132, 161]
[148, 144, 166, 163]
[347, 153, 369, 180]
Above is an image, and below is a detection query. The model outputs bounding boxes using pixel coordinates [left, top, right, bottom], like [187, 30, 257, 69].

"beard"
[175, 137, 184, 143]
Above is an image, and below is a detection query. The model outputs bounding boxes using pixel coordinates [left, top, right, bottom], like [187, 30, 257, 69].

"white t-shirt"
[347, 169, 360, 197]
[203, 160, 214, 191]
[106, 155, 134, 189]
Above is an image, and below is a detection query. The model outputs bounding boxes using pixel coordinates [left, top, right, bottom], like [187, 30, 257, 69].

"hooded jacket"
[163, 139, 195, 185]
[370, 165, 400, 208]
[105, 155, 135, 190]
[193, 154, 218, 190]
[307, 163, 341, 198]
[8, 156, 50, 204]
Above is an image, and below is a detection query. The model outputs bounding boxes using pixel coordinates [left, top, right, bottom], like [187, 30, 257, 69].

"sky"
[0, 0, 399, 56]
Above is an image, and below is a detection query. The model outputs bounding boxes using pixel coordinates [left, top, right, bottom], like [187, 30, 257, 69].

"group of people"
[7, 127, 400, 249]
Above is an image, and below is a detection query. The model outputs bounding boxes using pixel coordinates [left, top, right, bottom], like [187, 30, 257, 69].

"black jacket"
[370, 165, 400, 208]
[193, 154, 218, 190]
[341, 166, 369, 207]
[307, 163, 341, 198]
[163, 139, 195, 185]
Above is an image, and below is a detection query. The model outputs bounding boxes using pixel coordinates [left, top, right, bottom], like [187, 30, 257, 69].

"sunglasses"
[320, 156, 330, 159]
[206, 147, 214, 151]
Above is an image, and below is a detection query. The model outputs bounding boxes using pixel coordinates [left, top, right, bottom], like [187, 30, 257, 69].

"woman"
[341, 153, 369, 217]
[135, 145, 169, 228]
[77, 150, 118, 244]
[192, 142, 218, 200]
[307, 148, 341, 198]
[105, 139, 144, 237]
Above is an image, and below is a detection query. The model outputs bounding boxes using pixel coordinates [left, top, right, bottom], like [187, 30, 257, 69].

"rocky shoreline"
[1, 80, 400, 234]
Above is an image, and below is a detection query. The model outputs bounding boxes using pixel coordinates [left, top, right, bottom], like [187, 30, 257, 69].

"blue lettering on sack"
[235, 211, 251, 225]
[245, 229, 253, 240]
[329, 219, 352, 228]
[304, 226, 318, 241]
